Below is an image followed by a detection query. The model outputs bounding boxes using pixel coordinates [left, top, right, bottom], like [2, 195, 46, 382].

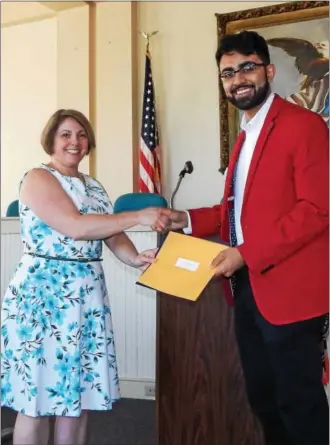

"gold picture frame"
[215, 1, 329, 173]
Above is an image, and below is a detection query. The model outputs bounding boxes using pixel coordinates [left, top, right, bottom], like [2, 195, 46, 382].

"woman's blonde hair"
[41, 109, 96, 155]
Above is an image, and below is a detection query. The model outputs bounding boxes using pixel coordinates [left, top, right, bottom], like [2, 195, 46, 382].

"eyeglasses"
[220, 61, 265, 80]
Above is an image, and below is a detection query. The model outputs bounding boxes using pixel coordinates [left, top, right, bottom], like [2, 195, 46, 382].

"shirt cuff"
[182, 211, 192, 234]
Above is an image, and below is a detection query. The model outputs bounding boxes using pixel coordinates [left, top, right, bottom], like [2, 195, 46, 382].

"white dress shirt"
[184, 93, 275, 242]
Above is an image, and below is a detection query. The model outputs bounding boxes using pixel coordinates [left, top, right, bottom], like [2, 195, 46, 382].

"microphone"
[170, 161, 194, 208]
[179, 161, 194, 178]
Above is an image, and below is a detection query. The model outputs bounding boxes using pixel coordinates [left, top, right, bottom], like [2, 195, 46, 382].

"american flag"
[139, 44, 162, 193]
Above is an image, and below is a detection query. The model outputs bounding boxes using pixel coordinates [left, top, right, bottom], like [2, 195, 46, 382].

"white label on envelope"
[175, 257, 200, 272]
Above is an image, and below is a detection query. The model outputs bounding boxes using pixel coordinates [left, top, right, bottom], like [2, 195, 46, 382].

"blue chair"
[6, 200, 19, 217]
[113, 193, 168, 214]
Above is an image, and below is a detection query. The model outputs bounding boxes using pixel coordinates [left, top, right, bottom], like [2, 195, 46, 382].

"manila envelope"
[136, 231, 228, 301]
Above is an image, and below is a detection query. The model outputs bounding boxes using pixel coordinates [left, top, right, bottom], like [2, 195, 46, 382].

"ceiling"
[1, 1, 90, 27]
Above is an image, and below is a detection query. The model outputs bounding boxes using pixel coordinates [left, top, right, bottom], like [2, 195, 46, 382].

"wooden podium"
[155, 275, 265, 445]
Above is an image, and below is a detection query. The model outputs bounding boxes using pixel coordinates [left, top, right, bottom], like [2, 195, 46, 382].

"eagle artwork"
[267, 38, 329, 125]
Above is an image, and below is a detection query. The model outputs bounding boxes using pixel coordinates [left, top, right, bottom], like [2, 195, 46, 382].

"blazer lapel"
[221, 130, 246, 222]
[224, 131, 246, 198]
[242, 95, 283, 207]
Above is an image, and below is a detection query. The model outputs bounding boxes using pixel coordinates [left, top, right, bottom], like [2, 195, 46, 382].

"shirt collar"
[240, 93, 275, 133]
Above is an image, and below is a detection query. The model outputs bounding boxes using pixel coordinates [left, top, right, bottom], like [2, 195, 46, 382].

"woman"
[1, 109, 168, 445]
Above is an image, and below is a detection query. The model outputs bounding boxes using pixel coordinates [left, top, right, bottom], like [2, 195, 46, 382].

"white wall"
[1, 17, 57, 216]
[1, 5, 90, 217]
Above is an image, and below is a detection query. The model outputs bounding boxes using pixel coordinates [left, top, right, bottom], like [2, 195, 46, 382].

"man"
[162, 31, 329, 445]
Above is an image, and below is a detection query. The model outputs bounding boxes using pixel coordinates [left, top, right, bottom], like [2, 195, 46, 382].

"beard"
[226, 80, 270, 111]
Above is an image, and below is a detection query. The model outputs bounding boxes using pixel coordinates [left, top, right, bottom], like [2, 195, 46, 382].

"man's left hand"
[211, 247, 245, 277]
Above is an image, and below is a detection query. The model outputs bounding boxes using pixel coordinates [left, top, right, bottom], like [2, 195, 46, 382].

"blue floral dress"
[1, 165, 120, 417]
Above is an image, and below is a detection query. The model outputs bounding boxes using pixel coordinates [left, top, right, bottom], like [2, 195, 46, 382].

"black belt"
[25, 252, 103, 263]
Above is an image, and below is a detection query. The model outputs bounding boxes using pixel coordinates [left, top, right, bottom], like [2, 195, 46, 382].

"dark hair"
[215, 30, 270, 66]
[41, 109, 96, 155]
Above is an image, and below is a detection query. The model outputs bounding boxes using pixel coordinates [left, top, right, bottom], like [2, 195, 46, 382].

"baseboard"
[119, 378, 156, 400]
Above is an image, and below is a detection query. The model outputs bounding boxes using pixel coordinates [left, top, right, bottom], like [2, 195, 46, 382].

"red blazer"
[189, 95, 329, 325]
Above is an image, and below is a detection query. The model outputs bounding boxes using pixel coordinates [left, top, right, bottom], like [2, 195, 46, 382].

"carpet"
[1, 399, 156, 445]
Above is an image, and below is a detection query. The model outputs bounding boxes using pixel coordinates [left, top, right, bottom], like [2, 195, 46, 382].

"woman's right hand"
[137, 207, 171, 231]
[137, 207, 189, 232]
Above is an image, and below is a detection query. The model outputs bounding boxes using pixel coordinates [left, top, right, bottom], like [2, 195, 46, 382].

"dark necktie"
[228, 130, 246, 248]
[228, 130, 246, 294]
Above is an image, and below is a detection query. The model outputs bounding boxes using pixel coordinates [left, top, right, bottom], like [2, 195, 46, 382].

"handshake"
[137, 207, 188, 232]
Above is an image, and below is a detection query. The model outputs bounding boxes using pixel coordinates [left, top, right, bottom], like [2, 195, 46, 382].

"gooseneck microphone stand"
[170, 161, 194, 209]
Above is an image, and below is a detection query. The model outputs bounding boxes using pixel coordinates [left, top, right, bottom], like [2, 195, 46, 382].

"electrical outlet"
[144, 384, 155, 397]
